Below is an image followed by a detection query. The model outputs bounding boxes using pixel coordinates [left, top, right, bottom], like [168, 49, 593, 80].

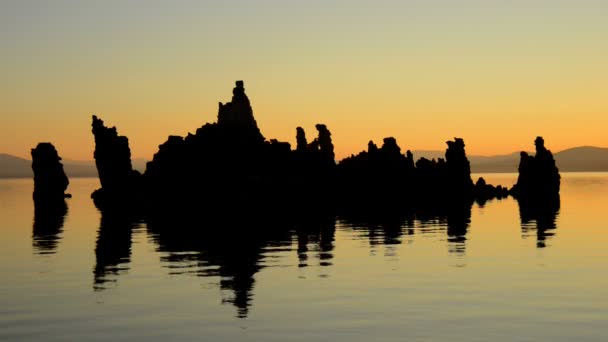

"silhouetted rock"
[474, 177, 509, 206]
[445, 138, 474, 199]
[296, 127, 308, 152]
[31, 143, 69, 200]
[217, 80, 264, 144]
[511, 137, 561, 247]
[337, 136, 507, 214]
[511, 136, 561, 200]
[141, 82, 338, 216]
[91, 115, 142, 209]
[314, 124, 335, 163]
[88, 80, 514, 221]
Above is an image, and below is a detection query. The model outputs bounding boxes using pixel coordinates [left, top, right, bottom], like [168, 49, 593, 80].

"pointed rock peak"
[218, 81, 255, 125]
[217, 80, 264, 141]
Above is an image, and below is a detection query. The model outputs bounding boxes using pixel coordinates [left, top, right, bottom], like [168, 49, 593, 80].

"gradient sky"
[1, 0, 607, 161]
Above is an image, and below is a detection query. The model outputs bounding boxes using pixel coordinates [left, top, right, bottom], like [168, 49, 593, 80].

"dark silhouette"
[31, 142, 70, 255]
[518, 197, 560, 248]
[143, 81, 293, 213]
[93, 211, 137, 290]
[511, 137, 561, 248]
[511, 136, 560, 200]
[31, 142, 69, 200]
[89, 81, 337, 216]
[217, 80, 265, 143]
[337, 136, 507, 214]
[474, 177, 509, 207]
[32, 198, 68, 255]
[88, 81, 552, 227]
[91, 115, 142, 210]
[145, 212, 334, 318]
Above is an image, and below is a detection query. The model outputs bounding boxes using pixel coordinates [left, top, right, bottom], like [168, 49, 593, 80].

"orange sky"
[1, 1, 607, 161]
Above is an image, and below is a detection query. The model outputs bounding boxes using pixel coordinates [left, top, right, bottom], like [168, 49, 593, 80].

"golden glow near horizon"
[1, 1, 607, 161]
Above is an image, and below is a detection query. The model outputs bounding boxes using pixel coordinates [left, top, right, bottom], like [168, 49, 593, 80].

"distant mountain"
[0, 154, 147, 178]
[0, 154, 31, 178]
[553, 146, 608, 172]
[415, 146, 608, 173]
[2, 147, 607, 178]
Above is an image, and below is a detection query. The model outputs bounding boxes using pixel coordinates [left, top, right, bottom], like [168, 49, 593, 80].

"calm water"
[1, 173, 607, 341]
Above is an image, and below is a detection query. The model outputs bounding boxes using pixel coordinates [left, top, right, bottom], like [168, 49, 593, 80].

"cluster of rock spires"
[84, 80, 560, 218]
[29, 81, 562, 316]
[28, 80, 560, 222]
[90, 81, 337, 215]
[337, 136, 510, 213]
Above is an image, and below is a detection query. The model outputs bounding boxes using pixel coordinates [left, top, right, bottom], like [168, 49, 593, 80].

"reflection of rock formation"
[518, 196, 560, 248]
[295, 218, 336, 268]
[93, 212, 135, 290]
[340, 201, 472, 256]
[146, 214, 334, 318]
[32, 199, 68, 255]
[91, 115, 142, 209]
[31, 143, 69, 200]
[445, 203, 472, 255]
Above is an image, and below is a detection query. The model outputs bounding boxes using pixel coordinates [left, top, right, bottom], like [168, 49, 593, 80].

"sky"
[1, 0, 607, 161]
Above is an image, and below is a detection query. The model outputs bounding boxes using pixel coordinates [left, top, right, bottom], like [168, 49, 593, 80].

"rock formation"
[511, 136, 561, 200]
[137, 81, 336, 215]
[296, 127, 308, 152]
[445, 138, 474, 199]
[474, 177, 509, 206]
[337, 137, 508, 213]
[31, 142, 69, 200]
[511, 137, 561, 244]
[86, 80, 538, 221]
[217, 80, 264, 143]
[91, 115, 141, 207]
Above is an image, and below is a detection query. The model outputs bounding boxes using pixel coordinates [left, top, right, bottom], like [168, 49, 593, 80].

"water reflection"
[85, 196, 564, 318]
[295, 217, 335, 268]
[517, 196, 560, 248]
[339, 203, 472, 256]
[146, 215, 293, 318]
[32, 198, 68, 255]
[93, 212, 137, 290]
[446, 203, 472, 255]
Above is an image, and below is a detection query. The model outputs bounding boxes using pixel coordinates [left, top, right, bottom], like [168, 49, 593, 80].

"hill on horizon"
[2, 146, 608, 178]
[0, 154, 146, 179]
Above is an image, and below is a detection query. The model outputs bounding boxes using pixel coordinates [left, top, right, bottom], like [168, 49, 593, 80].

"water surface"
[1, 173, 607, 341]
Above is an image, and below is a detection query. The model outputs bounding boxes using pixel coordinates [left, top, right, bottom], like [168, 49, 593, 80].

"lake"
[1, 173, 607, 341]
